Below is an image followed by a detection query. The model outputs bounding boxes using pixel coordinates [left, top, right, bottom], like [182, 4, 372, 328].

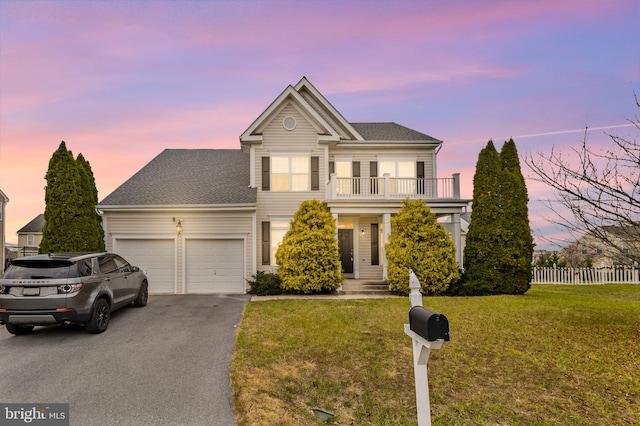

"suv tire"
[133, 281, 148, 307]
[86, 298, 110, 334]
[5, 324, 35, 335]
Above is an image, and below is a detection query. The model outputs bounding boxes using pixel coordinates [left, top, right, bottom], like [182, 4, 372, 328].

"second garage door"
[185, 239, 245, 293]
[116, 239, 176, 294]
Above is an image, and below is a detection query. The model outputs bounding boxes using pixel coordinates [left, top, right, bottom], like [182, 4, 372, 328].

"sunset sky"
[1, 0, 638, 249]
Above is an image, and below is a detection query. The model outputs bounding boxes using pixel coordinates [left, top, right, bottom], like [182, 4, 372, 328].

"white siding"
[256, 103, 327, 271]
[103, 210, 254, 293]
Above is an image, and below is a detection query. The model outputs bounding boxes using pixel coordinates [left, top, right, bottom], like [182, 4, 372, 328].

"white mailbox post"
[404, 271, 449, 426]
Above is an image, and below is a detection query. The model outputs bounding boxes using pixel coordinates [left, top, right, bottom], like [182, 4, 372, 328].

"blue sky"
[1, 0, 638, 249]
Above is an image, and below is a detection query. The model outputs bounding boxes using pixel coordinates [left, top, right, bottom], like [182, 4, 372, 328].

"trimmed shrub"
[385, 199, 460, 295]
[247, 271, 283, 296]
[276, 200, 344, 293]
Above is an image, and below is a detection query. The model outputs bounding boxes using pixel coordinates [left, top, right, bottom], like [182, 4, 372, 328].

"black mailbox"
[409, 306, 450, 342]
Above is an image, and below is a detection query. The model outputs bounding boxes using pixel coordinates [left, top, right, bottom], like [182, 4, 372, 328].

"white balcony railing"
[327, 173, 461, 200]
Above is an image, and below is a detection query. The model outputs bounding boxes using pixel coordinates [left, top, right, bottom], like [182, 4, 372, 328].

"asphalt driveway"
[0, 294, 250, 426]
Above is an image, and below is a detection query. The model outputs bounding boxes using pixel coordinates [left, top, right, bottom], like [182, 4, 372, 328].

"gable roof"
[99, 149, 256, 207]
[0, 189, 8, 203]
[241, 77, 441, 146]
[240, 83, 341, 144]
[18, 214, 44, 234]
[350, 122, 440, 142]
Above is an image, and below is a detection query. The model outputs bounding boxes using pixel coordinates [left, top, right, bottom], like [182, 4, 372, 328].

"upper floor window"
[379, 160, 416, 178]
[379, 159, 416, 194]
[27, 235, 34, 246]
[271, 156, 310, 191]
[262, 155, 319, 192]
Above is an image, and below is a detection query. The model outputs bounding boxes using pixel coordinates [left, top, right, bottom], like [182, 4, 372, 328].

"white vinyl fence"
[531, 266, 640, 285]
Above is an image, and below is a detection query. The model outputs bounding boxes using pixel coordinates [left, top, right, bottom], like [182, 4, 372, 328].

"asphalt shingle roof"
[18, 214, 44, 233]
[350, 122, 440, 142]
[99, 149, 256, 206]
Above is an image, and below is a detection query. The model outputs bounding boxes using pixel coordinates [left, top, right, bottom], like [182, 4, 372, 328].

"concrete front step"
[338, 280, 394, 296]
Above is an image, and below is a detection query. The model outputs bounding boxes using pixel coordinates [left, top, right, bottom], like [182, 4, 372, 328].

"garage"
[185, 239, 245, 293]
[116, 239, 176, 294]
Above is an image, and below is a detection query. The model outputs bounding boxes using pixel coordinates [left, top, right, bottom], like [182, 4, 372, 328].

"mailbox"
[409, 306, 449, 342]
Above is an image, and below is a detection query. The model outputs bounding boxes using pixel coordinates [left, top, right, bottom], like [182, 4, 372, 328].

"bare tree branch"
[525, 96, 640, 265]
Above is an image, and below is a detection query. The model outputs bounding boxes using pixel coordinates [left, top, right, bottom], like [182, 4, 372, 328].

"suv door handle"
[104, 277, 111, 282]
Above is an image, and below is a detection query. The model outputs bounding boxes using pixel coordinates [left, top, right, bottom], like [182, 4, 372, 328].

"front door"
[338, 229, 354, 274]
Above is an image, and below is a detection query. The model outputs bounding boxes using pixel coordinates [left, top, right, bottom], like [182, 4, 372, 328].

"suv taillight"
[58, 284, 83, 294]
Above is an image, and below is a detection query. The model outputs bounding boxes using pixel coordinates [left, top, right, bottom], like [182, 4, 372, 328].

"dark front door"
[338, 229, 354, 274]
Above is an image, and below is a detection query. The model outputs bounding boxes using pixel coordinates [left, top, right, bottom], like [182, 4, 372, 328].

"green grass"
[230, 285, 640, 425]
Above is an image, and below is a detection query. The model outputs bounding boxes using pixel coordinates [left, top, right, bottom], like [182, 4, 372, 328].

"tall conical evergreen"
[40, 142, 83, 253]
[40, 141, 105, 253]
[498, 139, 533, 293]
[462, 140, 504, 294]
[76, 153, 105, 252]
[461, 139, 533, 295]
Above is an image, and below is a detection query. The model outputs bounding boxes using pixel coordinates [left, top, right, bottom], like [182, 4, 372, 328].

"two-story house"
[16, 214, 44, 257]
[98, 77, 470, 294]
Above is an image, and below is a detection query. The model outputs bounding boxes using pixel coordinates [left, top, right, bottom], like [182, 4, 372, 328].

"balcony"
[326, 173, 461, 200]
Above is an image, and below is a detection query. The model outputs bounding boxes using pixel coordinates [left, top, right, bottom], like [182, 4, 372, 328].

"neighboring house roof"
[0, 189, 8, 203]
[18, 214, 44, 234]
[99, 149, 256, 206]
[350, 122, 440, 142]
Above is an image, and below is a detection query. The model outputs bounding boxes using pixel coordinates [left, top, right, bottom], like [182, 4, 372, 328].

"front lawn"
[230, 285, 640, 425]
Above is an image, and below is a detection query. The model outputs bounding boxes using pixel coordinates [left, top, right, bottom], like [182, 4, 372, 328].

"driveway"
[0, 294, 250, 426]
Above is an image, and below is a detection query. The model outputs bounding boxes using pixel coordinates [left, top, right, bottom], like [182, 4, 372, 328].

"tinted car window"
[76, 259, 93, 277]
[98, 255, 118, 274]
[3, 260, 76, 279]
[113, 256, 131, 273]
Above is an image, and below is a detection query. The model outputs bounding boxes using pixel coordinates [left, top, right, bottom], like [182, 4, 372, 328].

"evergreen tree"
[76, 153, 105, 252]
[386, 199, 460, 295]
[461, 141, 504, 294]
[40, 142, 84, 253]
[459, 139, 533, 295]
[276, 200, 344, 293]
[40, 141, 105, 253]
[498, 139, 533, 293]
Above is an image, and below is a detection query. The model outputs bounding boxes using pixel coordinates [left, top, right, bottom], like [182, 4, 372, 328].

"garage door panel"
[186, 239, 244, 293]
[117, 239, 175, 294]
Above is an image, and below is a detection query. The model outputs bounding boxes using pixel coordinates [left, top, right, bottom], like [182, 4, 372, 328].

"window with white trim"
[379, 160, 416, 194]
[272, 156, 309, 191]
[270, 220, 290, 265]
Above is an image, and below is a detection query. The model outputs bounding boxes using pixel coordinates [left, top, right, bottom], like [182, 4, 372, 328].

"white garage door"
[185, 239, 244, 293]
[116, 239, 175, 294]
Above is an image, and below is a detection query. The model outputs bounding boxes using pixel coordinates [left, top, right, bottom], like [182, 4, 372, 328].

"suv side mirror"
[131, 266, 140, 272]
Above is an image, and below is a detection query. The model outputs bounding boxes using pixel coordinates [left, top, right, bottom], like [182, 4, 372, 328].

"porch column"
[450, 213, 463, 268]
[382, 213, 391, 279]
[333, 213, 342, 290]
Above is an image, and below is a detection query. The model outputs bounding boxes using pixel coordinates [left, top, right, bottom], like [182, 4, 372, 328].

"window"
[270, 221, 290, 265]
[272, 156, 309, 191]
[379, 160, 416, 194]
[27, 235, 35, 246]
[335, 161, 351, 195]
[262, 220, 291, 265]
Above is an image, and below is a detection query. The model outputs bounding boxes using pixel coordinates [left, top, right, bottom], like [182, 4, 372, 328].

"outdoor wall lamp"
[361, 229, 365, 235]
[173, 217, 183, 236]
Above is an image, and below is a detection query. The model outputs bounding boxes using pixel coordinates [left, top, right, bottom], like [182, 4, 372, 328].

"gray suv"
[0, 252, 148, 335]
